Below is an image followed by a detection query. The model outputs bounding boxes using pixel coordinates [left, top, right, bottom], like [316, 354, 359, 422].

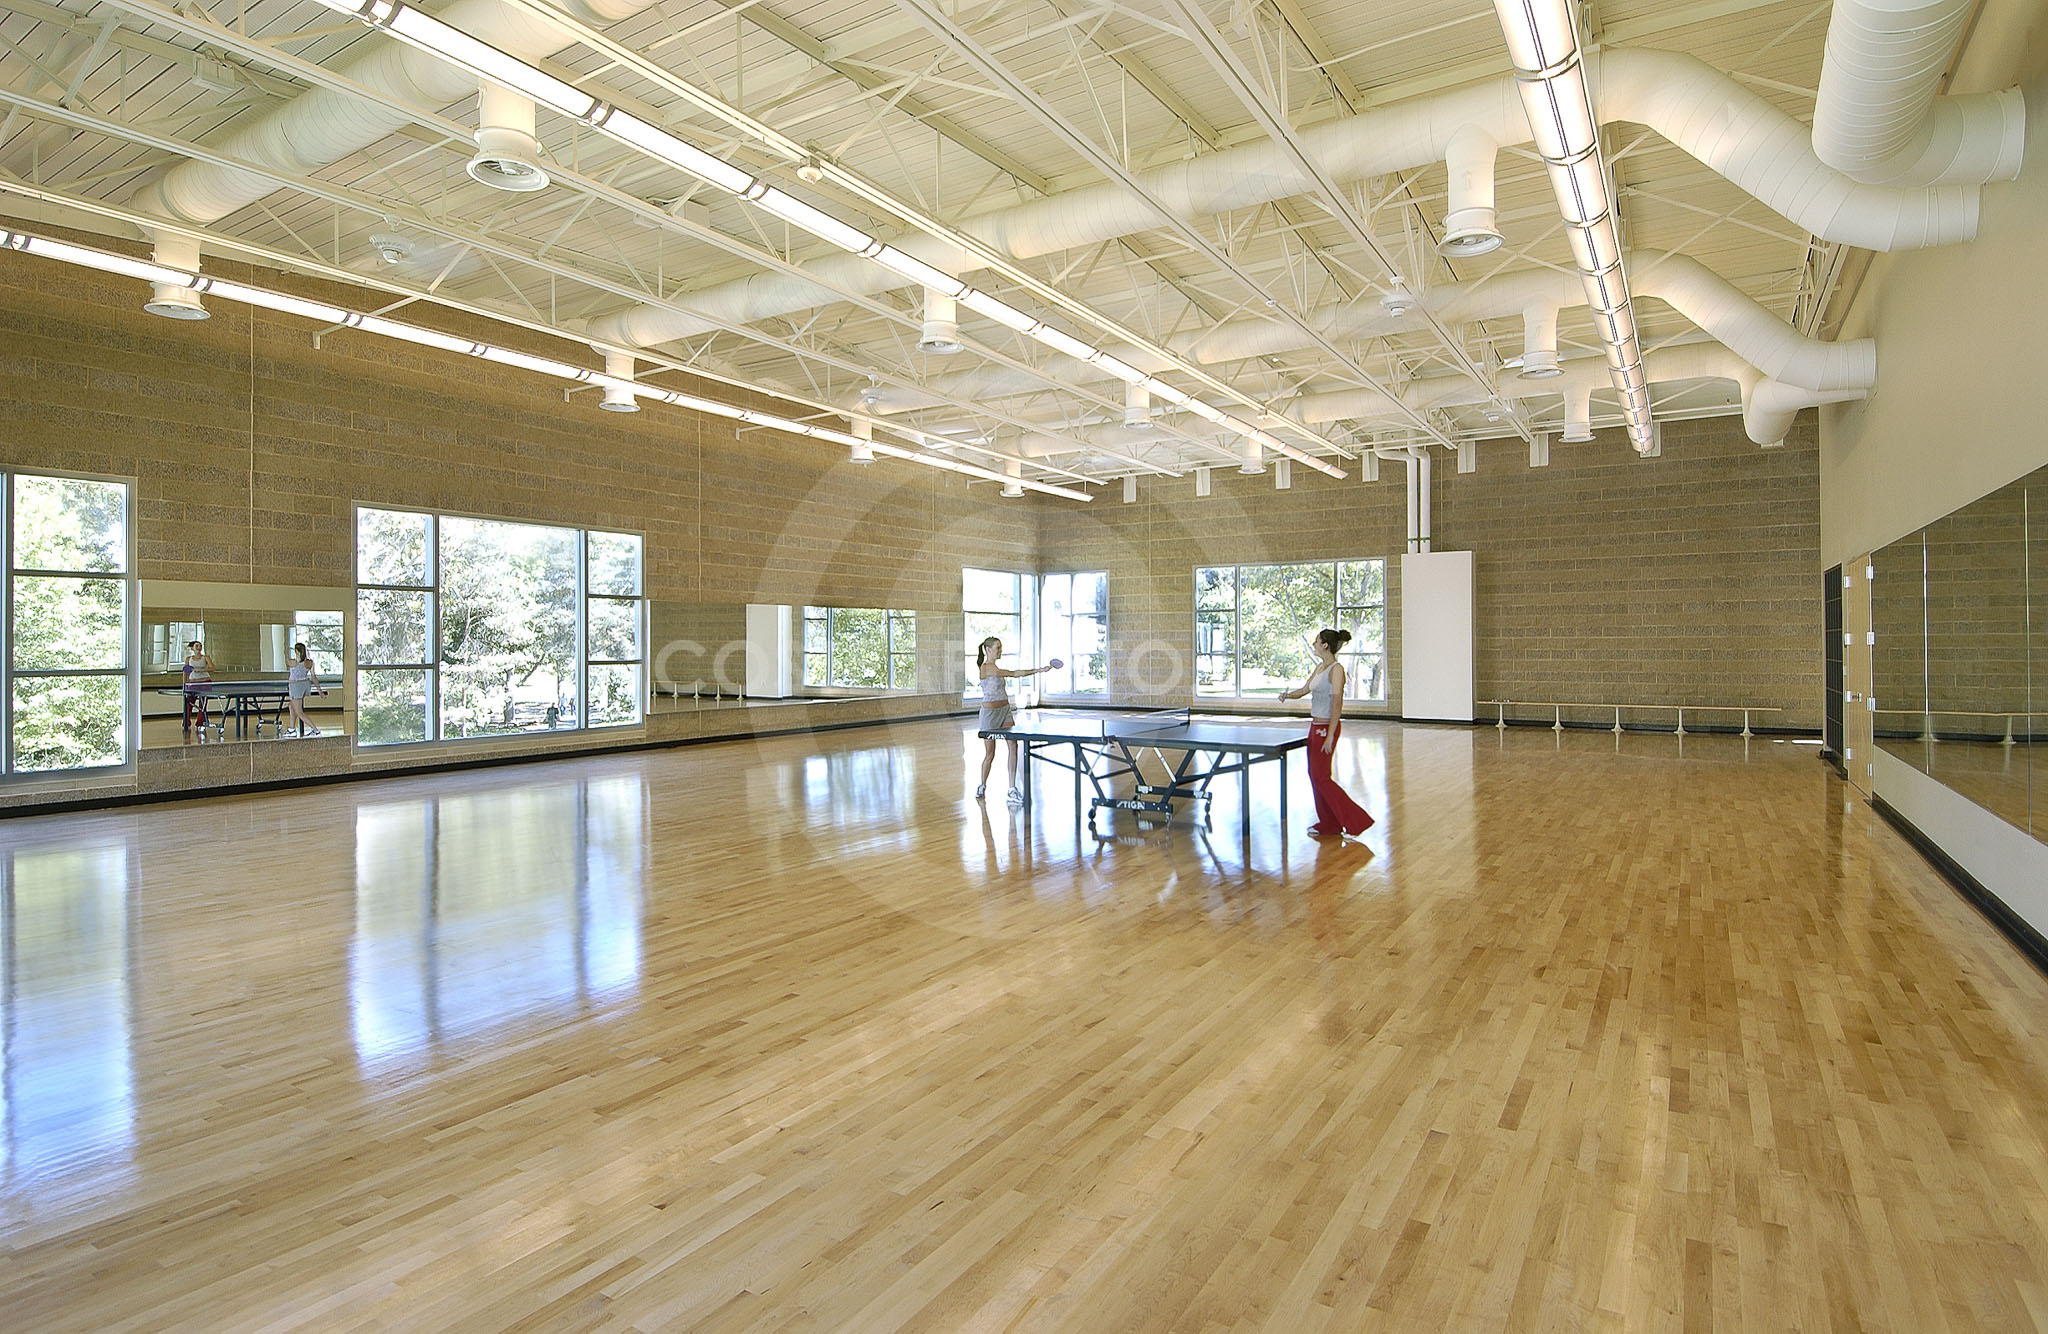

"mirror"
[1869, 468, 2039, 839]
[140, 583, 350, 746]
[1871, 529, 1927, 772]
[646, 602, 929, 711]
[648, 602, 751, 712]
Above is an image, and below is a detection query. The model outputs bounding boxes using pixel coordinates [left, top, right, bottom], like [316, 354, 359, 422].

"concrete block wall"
[0, 234, 1016, 808]
[1042, 416, 1822, 729]
[1438, 415, 1822, 730]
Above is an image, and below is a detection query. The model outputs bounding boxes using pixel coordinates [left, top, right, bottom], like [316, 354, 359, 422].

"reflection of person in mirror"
[182, 639, 215, 740]
[284, 641, 324, 737]
[1279, 628, 1374, 839]
[974, 636, 1060, 807]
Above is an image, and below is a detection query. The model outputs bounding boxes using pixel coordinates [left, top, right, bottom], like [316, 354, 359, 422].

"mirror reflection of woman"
[181, 639, 215, 740]
[1279, 628, 1375, 839]
[974, 636, 1056, 806]
[283, 641, 324, 737]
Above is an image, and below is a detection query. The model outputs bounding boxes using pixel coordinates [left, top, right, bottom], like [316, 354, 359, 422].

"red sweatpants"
[1306, 722, 1373, 835]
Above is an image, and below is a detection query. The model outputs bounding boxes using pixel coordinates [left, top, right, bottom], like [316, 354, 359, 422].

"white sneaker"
[975, 783, 986, 798]
[306, 727, 323, 736]
[1006, 788, 1024, 807]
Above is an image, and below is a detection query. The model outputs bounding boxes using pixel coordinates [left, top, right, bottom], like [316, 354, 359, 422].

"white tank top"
[979, 671, 1008, 703]
[185, 655, 211, 685]
[289, 661, 311, 683]
[1308, 664, 1337, 718]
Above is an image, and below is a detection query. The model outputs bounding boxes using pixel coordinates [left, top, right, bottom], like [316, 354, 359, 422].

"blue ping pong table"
[157, 681, 293, 739]
[989, 708, 1307, 833]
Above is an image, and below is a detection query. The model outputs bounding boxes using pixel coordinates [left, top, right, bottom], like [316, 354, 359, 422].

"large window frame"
[1194, 559, 1387, 704]
[1039, 571, 1108, 697]
[354, 505, 645, 747]
[963, 568, 1037, 701]
[3, 469, 137, 779]
[802, 606, 917, 690]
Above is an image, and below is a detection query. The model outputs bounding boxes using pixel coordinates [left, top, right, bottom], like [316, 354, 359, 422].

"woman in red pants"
[1281, 628, 1375, 839]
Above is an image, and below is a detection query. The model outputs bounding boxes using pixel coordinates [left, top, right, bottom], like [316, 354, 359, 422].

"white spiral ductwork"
[1278, 342, 1865, 447]
[863, 250, 1874, 415]
[1812, 0, 2026, 186]
[591, 46, 2010, 351]
[138, 0, 658, 224]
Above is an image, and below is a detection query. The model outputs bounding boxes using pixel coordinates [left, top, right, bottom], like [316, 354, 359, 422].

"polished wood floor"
[4, 720, 2048, 1332]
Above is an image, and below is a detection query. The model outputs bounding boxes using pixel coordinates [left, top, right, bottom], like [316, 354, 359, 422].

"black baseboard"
[1871, 796, 2048, 979]
[2, 708, 975, 819]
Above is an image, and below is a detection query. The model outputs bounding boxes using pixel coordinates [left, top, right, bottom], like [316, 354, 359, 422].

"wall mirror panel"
[140, 583, 351, 746]
[1870, 468, 2039, 839]
[646, 602, 926, 711]
[1871, 529, 1927, 774]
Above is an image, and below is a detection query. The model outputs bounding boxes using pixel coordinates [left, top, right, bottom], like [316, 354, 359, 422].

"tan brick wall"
[0, 237, 1017, 806]
[1439, 415, 1821, 730]
[1042, 415, 1822, 729]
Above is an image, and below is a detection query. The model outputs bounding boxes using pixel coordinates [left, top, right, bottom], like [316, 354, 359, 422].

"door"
[1843, 555, 1874, 796]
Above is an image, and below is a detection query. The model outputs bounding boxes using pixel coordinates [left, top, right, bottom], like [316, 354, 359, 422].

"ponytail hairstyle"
[1314, 627, 1352, 655]
[976, 636, 1000, 668]
[292, 641, 309, 662]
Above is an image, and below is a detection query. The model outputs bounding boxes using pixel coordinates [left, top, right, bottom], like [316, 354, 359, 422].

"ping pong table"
[157, 681, 293, 739]
[989, 708, 1307, 834]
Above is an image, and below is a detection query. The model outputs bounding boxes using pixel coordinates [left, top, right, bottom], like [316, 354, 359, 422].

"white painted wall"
[744, 603, 792, 698]
[1821, 6, 2048, 938]
[1821, 9, 2048, 563]
[1400, 551, 1474, 722]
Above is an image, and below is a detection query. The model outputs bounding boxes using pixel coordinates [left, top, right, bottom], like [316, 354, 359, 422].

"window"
[5, 472, 134, 775]
[354, 507, 644, 746]
[963, 568, 1035, 697]
[1040, 572, 1108, 695]
[802, 607, 916, 689]
[1194, 560, 1386, 702]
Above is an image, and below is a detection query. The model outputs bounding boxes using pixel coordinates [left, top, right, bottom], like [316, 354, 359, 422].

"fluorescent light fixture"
[1141, 378, 1197, 407]
[352, 314, 480, 354]
[1592, 303, 1637, 345]
[478, 345, 588, 379]
[1581, 267, 1628, 312]
[1566, 216, 1622, 273]
[381, 5, 597, 118]
[1091, 353, 1147, 385]
[2, 232, 190, 285]
[1186, 400, 1229, 424]
[200, 279, 350, 324]
[752, 188, 878, 255]
[1516, 73, 1598, 161]
[870, 246, 966, 297]
[597, 109, 757, 196]
[958, 288, 1038, 333]
[669, 393, 747, 419]
[1545, 155, 1609, 225]
[1032, 325, 1096, 362]
[1493, 0, 1577, 74]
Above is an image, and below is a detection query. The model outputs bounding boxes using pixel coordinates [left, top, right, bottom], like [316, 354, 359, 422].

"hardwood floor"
[3, 719, 2048, 1331]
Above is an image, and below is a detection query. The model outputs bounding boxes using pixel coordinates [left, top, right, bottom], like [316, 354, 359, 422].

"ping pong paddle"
[1047, 658, 1064, 669]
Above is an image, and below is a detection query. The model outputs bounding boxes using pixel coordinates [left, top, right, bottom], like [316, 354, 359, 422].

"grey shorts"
[288, 681, 312, 700]
[977, 703, 1015, 736]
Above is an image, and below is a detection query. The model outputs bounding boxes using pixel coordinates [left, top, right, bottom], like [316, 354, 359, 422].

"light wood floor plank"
[3, 722, 2048, 1330]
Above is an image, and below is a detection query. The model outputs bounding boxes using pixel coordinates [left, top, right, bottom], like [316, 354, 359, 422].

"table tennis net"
[1099, 708, 1194, 738]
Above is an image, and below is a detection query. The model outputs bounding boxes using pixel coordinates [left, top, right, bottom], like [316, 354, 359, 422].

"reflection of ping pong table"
[157, 681, 293, 739]
[989, 708, 1306, 834]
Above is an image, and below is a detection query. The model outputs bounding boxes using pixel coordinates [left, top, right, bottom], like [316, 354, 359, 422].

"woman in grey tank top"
[1280, 628, 1374, 838]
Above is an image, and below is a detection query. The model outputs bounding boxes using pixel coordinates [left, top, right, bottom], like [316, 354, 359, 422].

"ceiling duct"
[918, 289, 962, 354]
[1440, 125, 1505, 256]
[141, 230, 208, 320]
[1812, 0, 2025, 186]
[599, 350, 639, 411]
[468, 82, 550, 192]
